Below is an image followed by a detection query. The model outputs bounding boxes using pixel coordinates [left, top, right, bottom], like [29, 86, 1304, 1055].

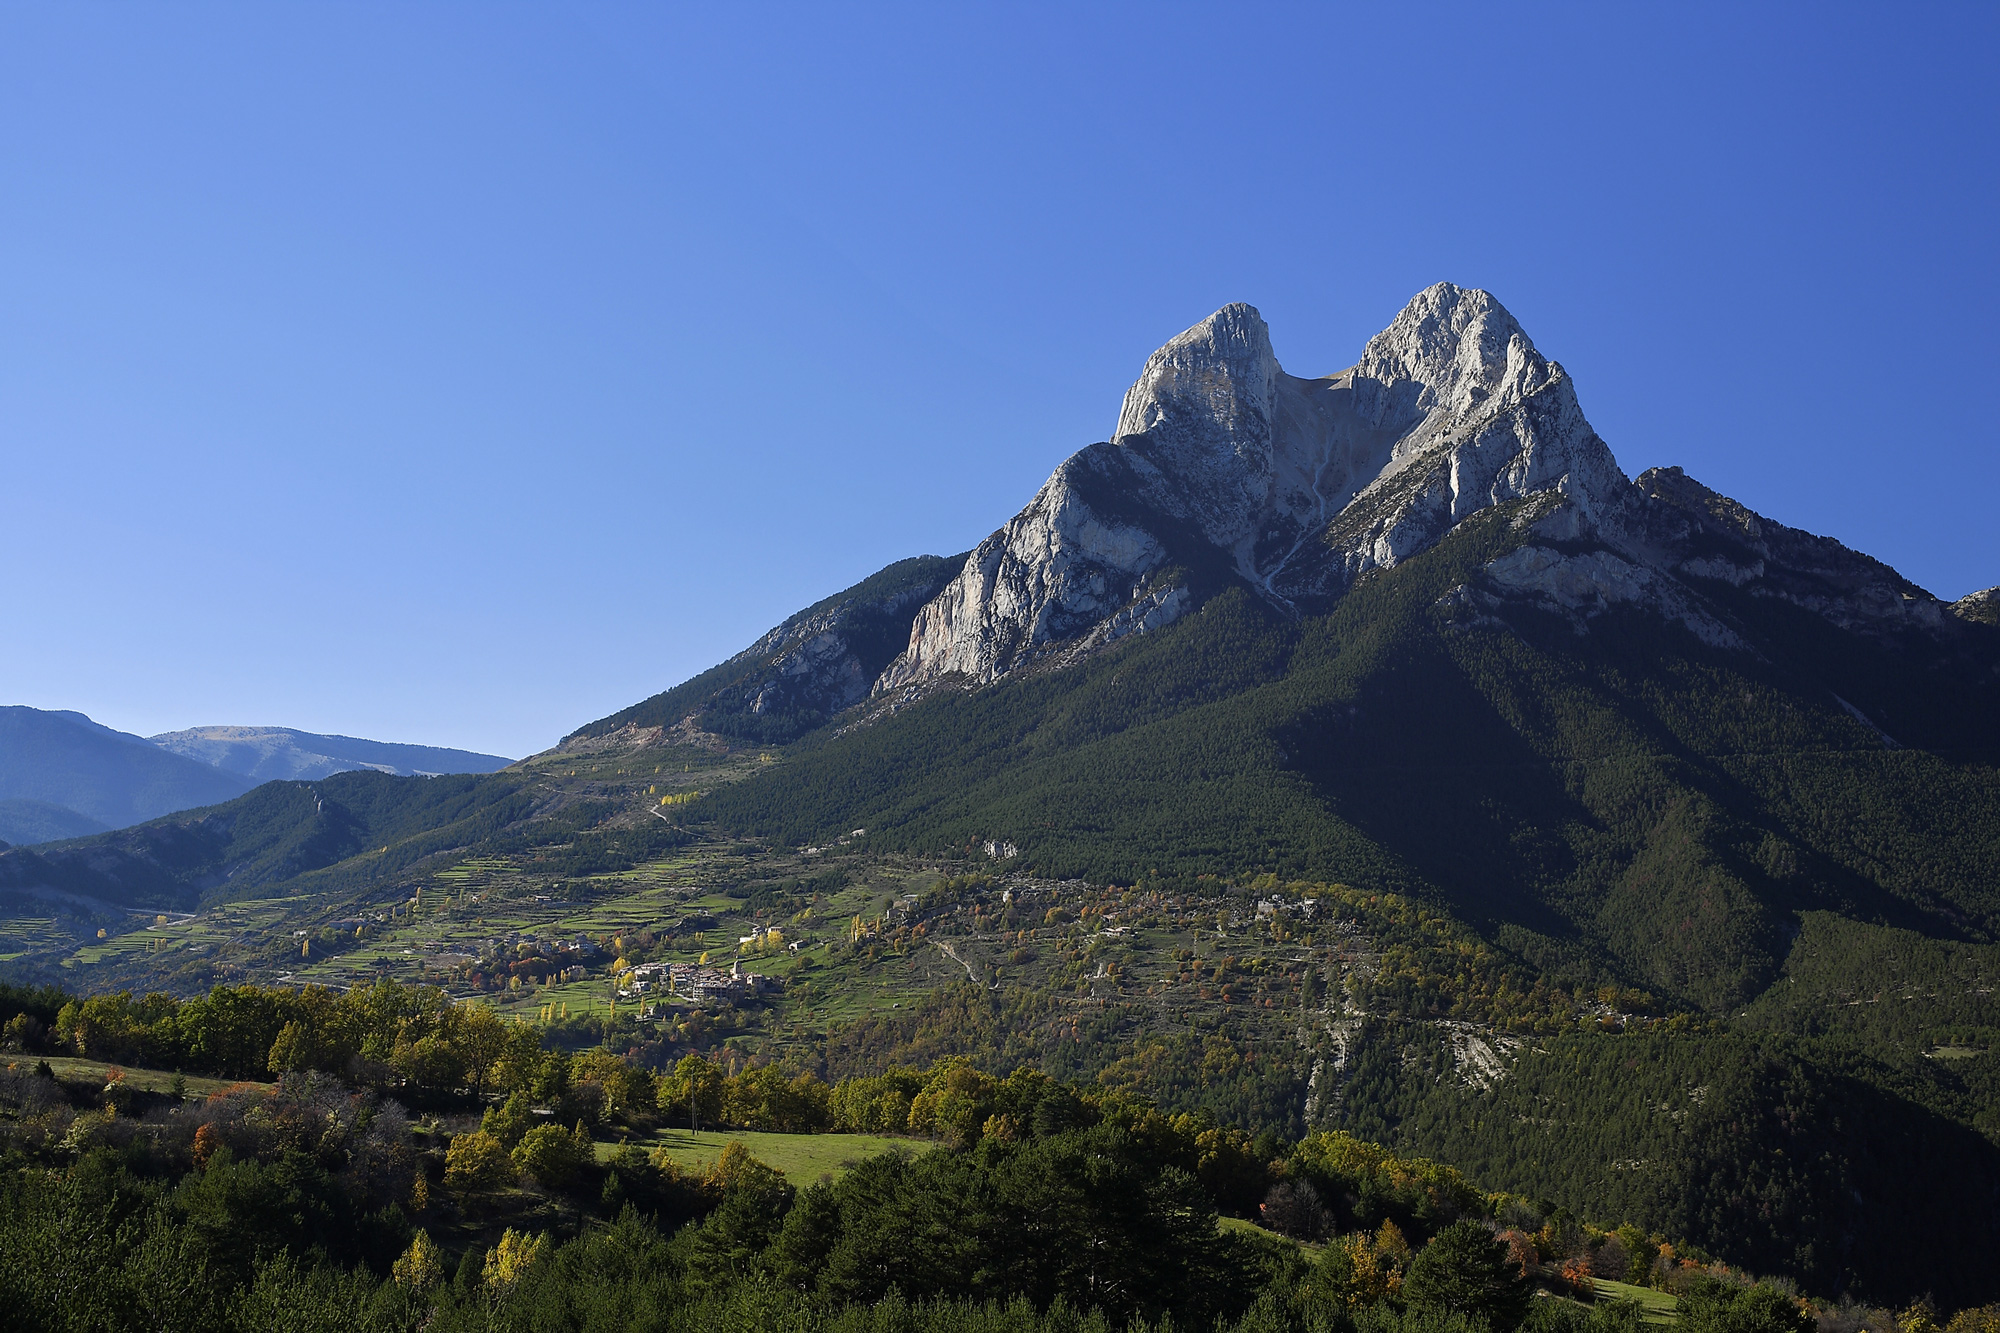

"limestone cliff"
[876, 284, 1973, 695]
[1955, 588, 2000, 626]
[879, 284, 1639, 692]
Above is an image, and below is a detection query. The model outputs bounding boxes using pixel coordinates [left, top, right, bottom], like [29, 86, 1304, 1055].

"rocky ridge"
[876, 284, 1975, 697]
[589, 284, 1990, 738]
[564, 554, 964, 748]
[1952, 587, 2000, 626]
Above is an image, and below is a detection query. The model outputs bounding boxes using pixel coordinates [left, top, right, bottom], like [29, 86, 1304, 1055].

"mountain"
[875, 286, 1954, 693]
[877, 289, 1627, 690]
[0, 798, 108, 848]
[0, 707, 256, 831]
[567, 553, 967, 748]
[564, 284, 2000, 1300]
[149, 725, 513, 781]
[10, 285, 2000, 1306]
[0, 768, 542, 916]
[675, 284, 2000, 1015]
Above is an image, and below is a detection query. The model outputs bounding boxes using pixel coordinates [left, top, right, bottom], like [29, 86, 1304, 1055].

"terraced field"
[0, 917, 76, 962]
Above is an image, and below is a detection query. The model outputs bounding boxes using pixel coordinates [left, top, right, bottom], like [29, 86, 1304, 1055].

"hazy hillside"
[0, 797, 107, 848]
[0, 768, 542, 916]
[0, 706, 254, 830]
[150, 724, 513, 781]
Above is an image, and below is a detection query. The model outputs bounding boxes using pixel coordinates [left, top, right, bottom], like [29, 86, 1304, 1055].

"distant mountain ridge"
[0, 708, 512, 846]
[0, 707, 256, 840]
[150, 725, 512, 782]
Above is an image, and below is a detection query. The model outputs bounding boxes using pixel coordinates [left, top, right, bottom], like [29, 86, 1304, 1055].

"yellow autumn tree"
[392, 1230, 444, 1292]
[483, 1228, 548, 1293]
[443, 1129, 517, 1194]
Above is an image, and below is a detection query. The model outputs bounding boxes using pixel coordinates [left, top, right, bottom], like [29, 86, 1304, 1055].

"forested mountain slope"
[703, 498, 2000, 1016]
[0, 797, 107, 847]
[649, 287, 2000, 1298]
[574, 286, 1999, 1017]
[0, 770, 542, 915]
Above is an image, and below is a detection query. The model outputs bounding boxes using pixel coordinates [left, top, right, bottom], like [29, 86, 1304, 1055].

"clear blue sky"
[4, 4, 1995, 759]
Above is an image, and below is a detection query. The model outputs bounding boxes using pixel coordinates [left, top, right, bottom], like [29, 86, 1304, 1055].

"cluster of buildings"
[1254, 895, 1320, 920]
[617, 958, 781, 1004]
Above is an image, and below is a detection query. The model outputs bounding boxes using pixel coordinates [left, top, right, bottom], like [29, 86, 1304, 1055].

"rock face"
[1955, 588, 2000, 626]
[1317, 285, 1629, 589]
[880, 285, 1629, 692]
[717, 568, 957, 720]
[1626, 466, 1951, 634]
[591, 283, 1991, 738]
[876, 283, 1975, 695]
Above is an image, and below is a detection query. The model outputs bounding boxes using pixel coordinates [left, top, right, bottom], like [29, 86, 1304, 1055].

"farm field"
[619, 1127, 926, 1182]
[1589, 1280, 1677, 1323]
[0, 917, 74, 962]
[62, 896, 306, 971]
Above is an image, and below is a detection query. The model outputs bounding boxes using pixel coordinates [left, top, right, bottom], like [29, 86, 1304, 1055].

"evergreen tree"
[1402, 1219, 1534, 1328]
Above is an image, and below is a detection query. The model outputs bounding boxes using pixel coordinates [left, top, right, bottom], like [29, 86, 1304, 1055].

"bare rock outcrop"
[1950, 586, 1999, 626]
[874, 283, 1979, 697]
[1630, 466, 1950, 635]
[878, 284, 1636, 691]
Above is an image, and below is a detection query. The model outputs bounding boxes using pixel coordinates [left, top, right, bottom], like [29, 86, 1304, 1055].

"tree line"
[0, 1050, 1867, 1333]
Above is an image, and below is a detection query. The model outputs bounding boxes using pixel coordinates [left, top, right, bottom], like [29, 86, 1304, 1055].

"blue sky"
[3, 4, 1995, 759]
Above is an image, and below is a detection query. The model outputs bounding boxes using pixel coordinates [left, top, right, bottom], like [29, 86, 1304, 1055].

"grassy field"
[63, 895, 311, 971]
[20, 1057, 271, 1097]
[1218, 1215, 1323, 1250]
[614, 1128, 924, 1181]
[1591, 1279, 1677, 1323]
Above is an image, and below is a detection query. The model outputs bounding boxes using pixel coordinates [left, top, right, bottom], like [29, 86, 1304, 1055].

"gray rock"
[1949, 587, 1999, 625]
[878, 283, 1975, 695]
[569, 554, 966, 746]
[878, 284, 1637, 690]
[1629, 466, 1950, 636]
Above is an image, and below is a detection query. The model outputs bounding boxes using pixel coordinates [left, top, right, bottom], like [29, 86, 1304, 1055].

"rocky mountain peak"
[1356, 282, 1531, 416]
[1114, 302, 1279, 464]
[874, 285, 1639, 694]
[862, 286, 1971, 702]
[592, 285, 1989, 740]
